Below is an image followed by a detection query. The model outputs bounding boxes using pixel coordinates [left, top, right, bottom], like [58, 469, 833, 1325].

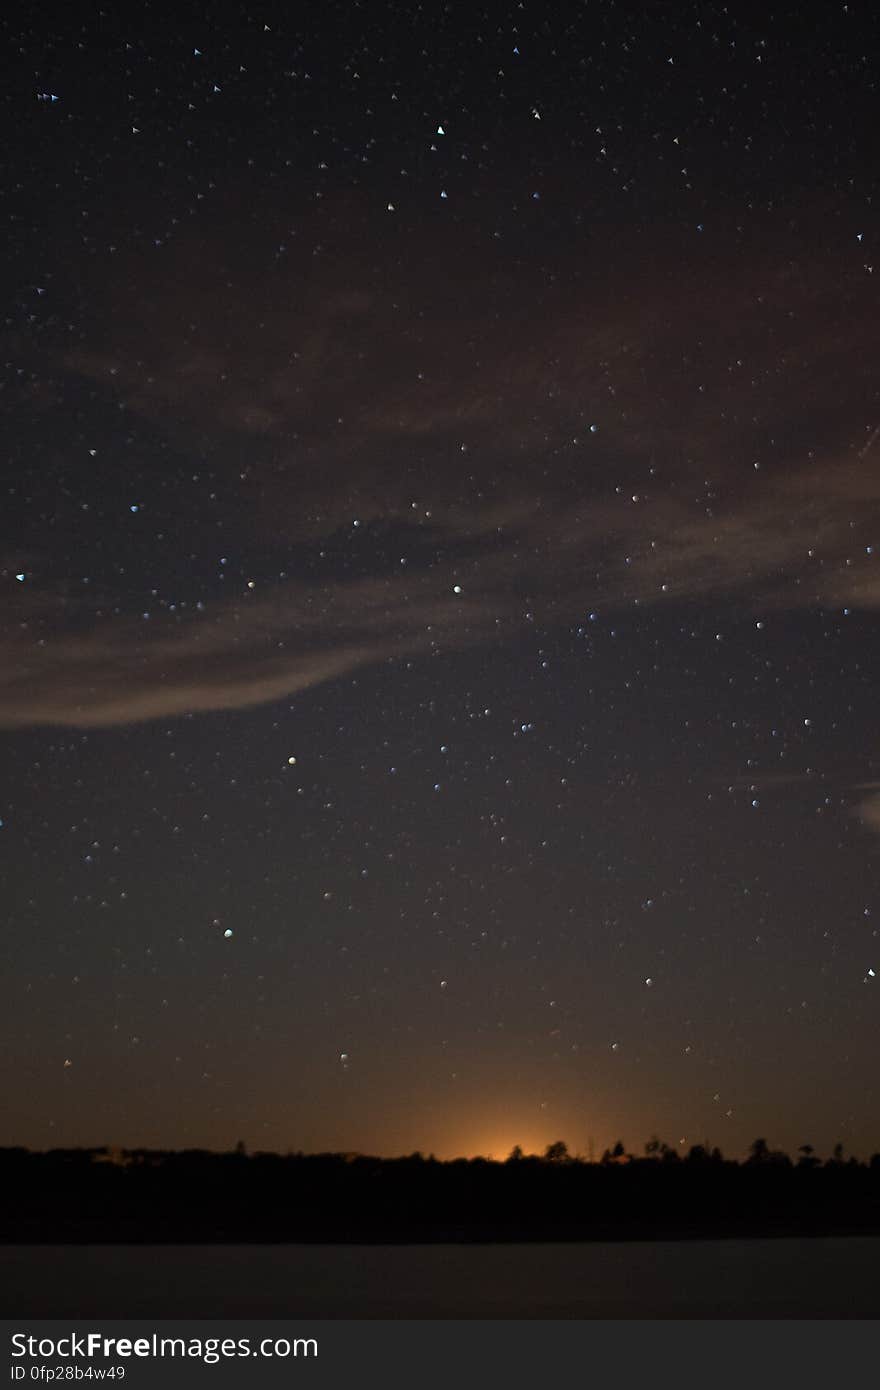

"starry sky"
[4, 0, 880, 1162]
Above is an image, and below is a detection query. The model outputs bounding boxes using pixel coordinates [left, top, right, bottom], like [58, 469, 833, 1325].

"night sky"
[4, 0, 880, 1162]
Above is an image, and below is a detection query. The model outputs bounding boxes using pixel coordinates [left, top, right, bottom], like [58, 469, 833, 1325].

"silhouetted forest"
[4, 1138, 880, 1242]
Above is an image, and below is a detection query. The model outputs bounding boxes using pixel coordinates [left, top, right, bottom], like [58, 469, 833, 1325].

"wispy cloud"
[850, 785, 880, 841]
[0, 566, 515, 729]
[3, 201, 879, 728]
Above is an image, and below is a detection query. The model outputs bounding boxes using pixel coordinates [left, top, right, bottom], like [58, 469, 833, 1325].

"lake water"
[3, 1239, 880, 1318]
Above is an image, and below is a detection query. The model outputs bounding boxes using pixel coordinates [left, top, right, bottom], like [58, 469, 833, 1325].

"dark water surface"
[3, 1239, 879, 1318]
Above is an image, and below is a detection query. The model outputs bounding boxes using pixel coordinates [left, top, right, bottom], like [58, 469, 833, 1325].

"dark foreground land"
[3, 1141, 880, 1243]
[5, 1239, 880, 1317]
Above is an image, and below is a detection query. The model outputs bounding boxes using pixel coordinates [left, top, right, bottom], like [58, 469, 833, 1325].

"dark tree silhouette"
[601, 1140, 627, 1164]
[543, 1140, 569, 1163]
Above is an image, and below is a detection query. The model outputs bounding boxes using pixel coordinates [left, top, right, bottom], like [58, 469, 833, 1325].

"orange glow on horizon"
[444, 1129, 575, 1162]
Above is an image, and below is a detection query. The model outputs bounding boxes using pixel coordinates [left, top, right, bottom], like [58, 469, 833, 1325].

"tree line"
[532, 1136, 873, 1167]
[3, 1136, 880, 1242]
